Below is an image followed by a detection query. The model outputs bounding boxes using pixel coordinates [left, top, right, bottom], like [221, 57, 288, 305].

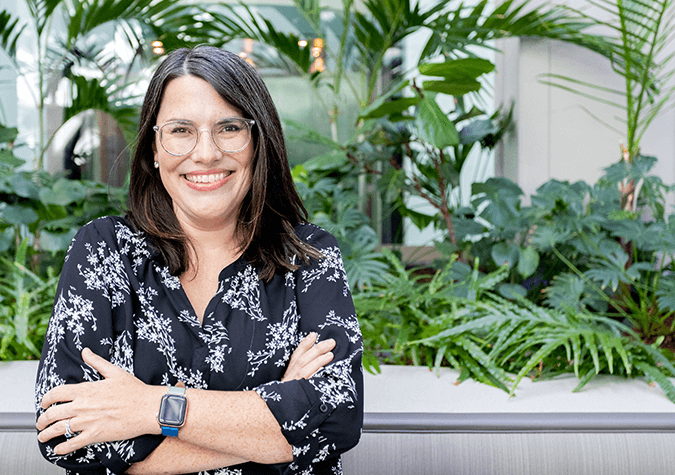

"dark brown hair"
[126, 46, 320, 280]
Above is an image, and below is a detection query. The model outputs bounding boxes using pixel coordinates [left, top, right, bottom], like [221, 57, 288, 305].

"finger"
[40, 384, 76, 411]
[36, 401, 72, 431]
[295, 333, 318, 354]
[287, 333, 318, 364]
[301, 351, 334, 379]
[37, 418, 73, 444]
[81, 347, 120, 379]
[297, 338, 336, 365]
[53, 431, 88, 456]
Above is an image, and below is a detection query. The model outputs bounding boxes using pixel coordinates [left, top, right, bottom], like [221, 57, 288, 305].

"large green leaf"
[422, 79, 482, 97]
[359, 96, 420, 121]
[0, 124, 18, 144]
[0, 227, 13, 252]
[416, 95, 459, 149]
[39, 178, 87, 206]
[39, 228, 78, 253]
[0, 149, 24, 169]
[8, 173, 40, 200]
[419, 58, 495, 80]
[0, 204, 39, 225]
[491, 242, 518, 268]
[517, 246, 540, 278]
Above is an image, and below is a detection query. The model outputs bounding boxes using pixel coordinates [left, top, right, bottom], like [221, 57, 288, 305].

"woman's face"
[154, 75, 254, 233]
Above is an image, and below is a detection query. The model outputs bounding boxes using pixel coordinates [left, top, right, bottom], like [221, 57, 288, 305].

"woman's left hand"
[36, 348, 163, 455]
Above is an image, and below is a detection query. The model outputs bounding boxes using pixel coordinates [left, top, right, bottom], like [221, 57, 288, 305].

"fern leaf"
[572, 367, 599, 393]
[597, 332, 615, 373]
[434, 345, 447, 377]
[456, 335, 510, 383]
[581, 331, 601, 374]
[634, 361, 675, 404]
[510, 339, 566, 396]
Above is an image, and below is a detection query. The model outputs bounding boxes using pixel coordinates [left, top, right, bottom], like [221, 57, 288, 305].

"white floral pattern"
[36, 216, 362, 475]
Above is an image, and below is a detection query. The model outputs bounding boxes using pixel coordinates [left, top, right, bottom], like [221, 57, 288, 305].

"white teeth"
[184, 172, 230, 183]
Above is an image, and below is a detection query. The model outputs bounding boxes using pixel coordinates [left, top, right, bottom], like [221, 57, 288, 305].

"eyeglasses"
[153, 118, 256, 156]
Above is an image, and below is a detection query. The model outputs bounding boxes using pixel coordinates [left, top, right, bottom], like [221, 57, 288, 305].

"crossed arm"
[36, 333, 336, 474]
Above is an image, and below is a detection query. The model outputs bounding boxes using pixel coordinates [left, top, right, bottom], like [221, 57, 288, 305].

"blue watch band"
[161, 426, 179, 437]
[158, 385, 188, 437]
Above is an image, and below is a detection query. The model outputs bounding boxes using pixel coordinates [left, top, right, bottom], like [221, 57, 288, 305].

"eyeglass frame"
[153, 118, 256, 157]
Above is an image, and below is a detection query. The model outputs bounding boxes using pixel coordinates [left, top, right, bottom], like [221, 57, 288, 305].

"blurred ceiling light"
[312, 57, 325, 72]
[298, 39, 308, 48]
[311, 38, 324, 58]
[151, 40, 164, 55]
[244, 38, 253, 53]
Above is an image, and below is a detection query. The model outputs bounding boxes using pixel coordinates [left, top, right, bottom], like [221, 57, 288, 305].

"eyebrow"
[162, 117, 243, 123]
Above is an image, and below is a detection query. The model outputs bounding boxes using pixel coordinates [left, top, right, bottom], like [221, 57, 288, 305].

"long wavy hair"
[126, 46, 320, 281]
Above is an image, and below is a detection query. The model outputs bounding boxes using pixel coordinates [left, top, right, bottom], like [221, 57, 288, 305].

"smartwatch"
[158, 386, 188, 437]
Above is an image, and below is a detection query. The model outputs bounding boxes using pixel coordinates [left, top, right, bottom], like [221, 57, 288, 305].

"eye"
[166, 123, 194, 135]
[216, 120, 244, 133]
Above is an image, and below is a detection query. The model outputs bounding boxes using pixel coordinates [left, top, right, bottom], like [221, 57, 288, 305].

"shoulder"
[67, 216, 153, 259]
[294, 222, 339, 251]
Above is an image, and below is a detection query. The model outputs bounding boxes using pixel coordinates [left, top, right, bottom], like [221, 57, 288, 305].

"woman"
[35, 46, 363, 475]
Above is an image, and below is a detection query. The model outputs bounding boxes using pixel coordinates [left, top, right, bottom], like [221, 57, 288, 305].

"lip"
[182, 170, 233, 191]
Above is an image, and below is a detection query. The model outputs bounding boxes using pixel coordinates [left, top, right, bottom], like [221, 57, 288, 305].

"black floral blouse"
[35, 216, 363, 475]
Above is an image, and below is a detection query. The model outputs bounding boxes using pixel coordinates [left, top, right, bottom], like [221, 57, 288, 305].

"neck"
[179, 219, 243, 280]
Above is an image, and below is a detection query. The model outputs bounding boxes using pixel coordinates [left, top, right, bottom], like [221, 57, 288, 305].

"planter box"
[343, 365, 675, 475]
[3, 361, 675, 474]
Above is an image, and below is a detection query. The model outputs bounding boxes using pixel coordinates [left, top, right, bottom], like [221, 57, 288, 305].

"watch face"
[158, 394, 187, 427]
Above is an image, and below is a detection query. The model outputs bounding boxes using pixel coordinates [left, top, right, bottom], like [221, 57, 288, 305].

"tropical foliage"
[0, 238, 58, 360]
[1, 0, 674, 407]
[462, 153, 675, 339]
[541, 0, 675, 163]
[0, 124, 123, 267]
[356, 249, 675, 402]
[0, 122, 120, 359]
[0, 0, 225, 169]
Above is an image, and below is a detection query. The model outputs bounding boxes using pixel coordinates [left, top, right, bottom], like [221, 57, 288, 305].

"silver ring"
[65, 418, 74, 438]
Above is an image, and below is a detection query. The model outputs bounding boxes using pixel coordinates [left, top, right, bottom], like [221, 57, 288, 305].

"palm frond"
[0, 9, 25, 59]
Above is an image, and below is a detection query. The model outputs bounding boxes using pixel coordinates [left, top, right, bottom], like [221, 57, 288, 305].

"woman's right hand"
[282, 333, 335, 382]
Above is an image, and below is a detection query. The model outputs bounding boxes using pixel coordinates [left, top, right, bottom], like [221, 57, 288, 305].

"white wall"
[495, 3, 675, 201]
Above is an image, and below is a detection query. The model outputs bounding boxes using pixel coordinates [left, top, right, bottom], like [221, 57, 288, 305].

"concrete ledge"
[7, 411, 675, 433]
[5, 361, 675, 475]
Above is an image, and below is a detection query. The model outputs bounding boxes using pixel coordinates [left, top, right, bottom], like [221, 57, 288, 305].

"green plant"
[293, 154, 389, 290]
[0, 0, 223, 169]
[207, 0, 614, 239]
[541, 0, 675, 164]
[0, 123, 124, 272]
[0, 238, 58, 360]
[463, 154, 675, 350]
[355, 248, 675, 402]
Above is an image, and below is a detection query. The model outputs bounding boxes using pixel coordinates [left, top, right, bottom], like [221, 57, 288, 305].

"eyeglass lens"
[159, 118, 252, 155]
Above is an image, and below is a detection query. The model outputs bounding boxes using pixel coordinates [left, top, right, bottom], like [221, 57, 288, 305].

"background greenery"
[1, 0, 675, 403]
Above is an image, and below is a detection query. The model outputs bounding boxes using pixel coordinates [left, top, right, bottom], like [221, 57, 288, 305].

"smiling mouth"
[183, 171, 233, 184]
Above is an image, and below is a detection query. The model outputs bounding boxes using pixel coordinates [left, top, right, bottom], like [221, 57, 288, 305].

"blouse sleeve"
[254, 225, 364, 473]
[34, 217, 163, 474]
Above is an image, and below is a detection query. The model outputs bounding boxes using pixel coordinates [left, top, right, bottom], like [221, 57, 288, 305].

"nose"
[190, 128, 221, 163]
